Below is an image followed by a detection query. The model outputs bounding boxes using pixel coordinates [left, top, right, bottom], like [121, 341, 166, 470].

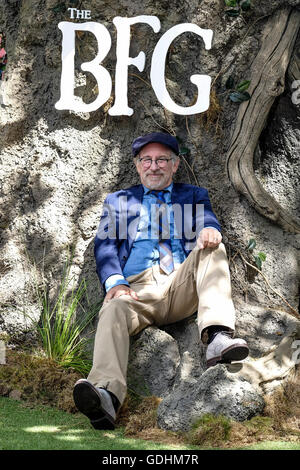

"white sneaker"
[206, 332, 249, 368]
[73, 379, 116, 430]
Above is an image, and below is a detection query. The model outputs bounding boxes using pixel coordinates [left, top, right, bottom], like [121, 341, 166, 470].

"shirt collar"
[143, 182, 173, 195]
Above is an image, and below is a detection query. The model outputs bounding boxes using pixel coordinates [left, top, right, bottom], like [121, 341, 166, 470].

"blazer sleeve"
[196, 187, 221, 234]
[94, 193, 124, 288]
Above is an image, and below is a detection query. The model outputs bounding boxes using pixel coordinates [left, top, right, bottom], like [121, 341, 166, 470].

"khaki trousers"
[87, 243, 236, 404]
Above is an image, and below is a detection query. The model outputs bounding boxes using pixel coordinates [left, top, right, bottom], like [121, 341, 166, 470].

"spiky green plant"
[31, 259, 99, 374]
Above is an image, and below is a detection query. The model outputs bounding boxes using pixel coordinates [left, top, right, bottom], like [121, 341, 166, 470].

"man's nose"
[149, 160, 159, 169]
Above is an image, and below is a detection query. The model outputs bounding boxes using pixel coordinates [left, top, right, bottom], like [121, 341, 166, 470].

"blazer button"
[122, 256, 127, 260]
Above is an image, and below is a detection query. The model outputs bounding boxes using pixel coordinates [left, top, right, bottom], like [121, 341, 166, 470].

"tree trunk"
[226, 7, 300, 233]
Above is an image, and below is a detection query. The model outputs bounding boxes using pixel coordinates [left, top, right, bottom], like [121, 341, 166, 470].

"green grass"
[235, 441, 300, 450]
[0, 397, 192, 451]
[1, 397, 300, 451]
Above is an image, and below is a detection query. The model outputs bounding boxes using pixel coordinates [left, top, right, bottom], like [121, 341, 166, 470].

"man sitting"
[73, 132, 249, 430]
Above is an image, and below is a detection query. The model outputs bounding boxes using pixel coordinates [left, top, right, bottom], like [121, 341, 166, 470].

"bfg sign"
[55, 11, 213, 116]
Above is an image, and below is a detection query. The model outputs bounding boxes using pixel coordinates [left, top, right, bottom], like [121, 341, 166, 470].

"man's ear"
[173, 157, 180, 174]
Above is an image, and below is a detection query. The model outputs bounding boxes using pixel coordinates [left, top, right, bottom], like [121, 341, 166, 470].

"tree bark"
[226, 7, 300, 233]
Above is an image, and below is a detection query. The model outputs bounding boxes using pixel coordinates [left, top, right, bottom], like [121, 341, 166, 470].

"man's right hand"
[104, 284, 139, 303]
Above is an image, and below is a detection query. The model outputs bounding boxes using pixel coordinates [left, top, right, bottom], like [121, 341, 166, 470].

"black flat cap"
[132, 132, 179, 157]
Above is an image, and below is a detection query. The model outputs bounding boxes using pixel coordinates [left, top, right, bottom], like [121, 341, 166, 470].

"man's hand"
[197, 228, 222, 249]
[104, 284, 139, 303]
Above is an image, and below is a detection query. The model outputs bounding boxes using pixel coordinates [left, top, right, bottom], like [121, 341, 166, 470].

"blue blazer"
[94, 183, 221, 287]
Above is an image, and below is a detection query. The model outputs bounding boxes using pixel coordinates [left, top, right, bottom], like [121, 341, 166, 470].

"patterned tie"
[151, 191, 175, 275]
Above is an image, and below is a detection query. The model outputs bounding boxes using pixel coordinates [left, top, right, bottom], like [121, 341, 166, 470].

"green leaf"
[51, 3, 67, 13]
[225, 75, 235, 90]
[229, 91, 251, 103]
[257, 252, 266, 262]
[179, 146, 190, 156]
[254, 255, 262, 270]
[225, 9, 240, 16]
[240, 0, 251, 11]
[237, 80, 251, 92]
[247, 238, 256, 252]
[225, 0, 238, 6]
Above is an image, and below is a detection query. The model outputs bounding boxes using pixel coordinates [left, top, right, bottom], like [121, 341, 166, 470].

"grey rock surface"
[0, 0, 299, 430]
[157, 364, 265, 431]
[128, 326, 180, 398]
[129, 309, 300, 430]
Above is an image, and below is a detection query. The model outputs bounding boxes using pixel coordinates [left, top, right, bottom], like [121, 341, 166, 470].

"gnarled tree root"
[226, 7, 300, 234]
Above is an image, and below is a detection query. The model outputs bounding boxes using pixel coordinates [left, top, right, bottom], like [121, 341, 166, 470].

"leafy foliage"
[226, 76, 251, 103]
[29, 258, 98, 374]
[175, 135, 191, 158]
[224, 0, 251, 17]
[247, 238, 267, 270]
[51, 0, 82, 14]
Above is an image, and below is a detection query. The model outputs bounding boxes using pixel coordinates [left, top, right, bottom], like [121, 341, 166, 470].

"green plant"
[30, 259, 98, 374]
[175, 135, 191, 158]
[226, 76, 251, 103]
[225, 0, 251, 17]
[51, 0, 82, 14]
[247, 238, 267, 270]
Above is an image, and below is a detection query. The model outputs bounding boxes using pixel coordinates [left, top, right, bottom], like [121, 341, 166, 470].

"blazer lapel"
[125, 184, 144, 244]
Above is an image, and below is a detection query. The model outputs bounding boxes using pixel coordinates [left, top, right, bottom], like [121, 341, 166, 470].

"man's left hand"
[197, 228, 222, 249]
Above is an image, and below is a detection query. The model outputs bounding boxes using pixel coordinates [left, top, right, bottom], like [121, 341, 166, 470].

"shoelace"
[210, 330, 232, 343]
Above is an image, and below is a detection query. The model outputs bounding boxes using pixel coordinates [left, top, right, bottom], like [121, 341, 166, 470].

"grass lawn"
[0, 397, 192, 451]
[0, 397, 300, 451]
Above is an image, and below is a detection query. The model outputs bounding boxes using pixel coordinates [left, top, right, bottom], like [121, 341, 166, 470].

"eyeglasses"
[137, 157, 173, 169]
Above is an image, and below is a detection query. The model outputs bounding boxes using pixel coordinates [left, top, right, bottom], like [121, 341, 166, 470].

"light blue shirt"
[105, 183, 186, 292]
